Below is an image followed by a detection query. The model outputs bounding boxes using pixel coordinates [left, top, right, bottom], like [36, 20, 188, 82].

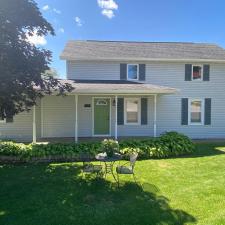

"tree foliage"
[44, 68, 59, 77]
[0, 0, 73, 119]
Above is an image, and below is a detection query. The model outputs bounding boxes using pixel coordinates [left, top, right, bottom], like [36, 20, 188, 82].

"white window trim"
[188, 98, 204, 125]
[124, 98, 141, 125]
[127, 64, 139, 81]
[191, 64, 203, 81]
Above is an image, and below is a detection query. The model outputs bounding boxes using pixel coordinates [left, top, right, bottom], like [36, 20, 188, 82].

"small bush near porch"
[0, 142, 225, 225]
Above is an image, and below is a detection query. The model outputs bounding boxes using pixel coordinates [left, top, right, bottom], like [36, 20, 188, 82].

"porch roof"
[59, 79, 178, 94]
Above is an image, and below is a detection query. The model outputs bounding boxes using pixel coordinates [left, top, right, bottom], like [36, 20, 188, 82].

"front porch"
[32, 80, 177, 143]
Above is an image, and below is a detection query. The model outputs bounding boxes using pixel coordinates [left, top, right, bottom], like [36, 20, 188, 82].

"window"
[127, 64, 139, 80]
[124, 98, 140, 124]
[192, 65, 202, 81]
[189, 99, 204, 125]
[96, 99, 107, 106]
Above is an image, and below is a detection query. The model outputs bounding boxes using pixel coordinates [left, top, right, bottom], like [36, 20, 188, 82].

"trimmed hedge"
[0, 132, 195, 162]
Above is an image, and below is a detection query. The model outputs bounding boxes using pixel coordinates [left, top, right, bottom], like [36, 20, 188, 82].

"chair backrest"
[130, 153, 138, 170]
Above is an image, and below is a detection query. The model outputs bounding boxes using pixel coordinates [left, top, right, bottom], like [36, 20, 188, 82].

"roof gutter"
[48, 89, 179, 95]
[60, 56, 225, 63]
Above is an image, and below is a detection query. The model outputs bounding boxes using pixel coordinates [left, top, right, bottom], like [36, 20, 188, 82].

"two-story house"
[1, 40, 225, 142]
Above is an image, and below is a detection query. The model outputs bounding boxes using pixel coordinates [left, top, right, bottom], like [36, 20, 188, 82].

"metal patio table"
[95, 152, 122, 181]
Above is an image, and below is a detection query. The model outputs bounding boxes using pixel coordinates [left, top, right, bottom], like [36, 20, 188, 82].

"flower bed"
[0, 132, 195, 163]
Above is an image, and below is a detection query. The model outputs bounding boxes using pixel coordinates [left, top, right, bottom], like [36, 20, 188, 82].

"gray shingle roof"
[60, 40, 225, 61]
[59, 79, 178, 94]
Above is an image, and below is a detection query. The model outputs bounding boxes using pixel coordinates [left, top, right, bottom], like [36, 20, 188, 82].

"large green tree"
[0, 0, 73, 120]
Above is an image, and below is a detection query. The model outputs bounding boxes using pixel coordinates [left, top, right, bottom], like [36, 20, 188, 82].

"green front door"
[94, 98, 110, 135]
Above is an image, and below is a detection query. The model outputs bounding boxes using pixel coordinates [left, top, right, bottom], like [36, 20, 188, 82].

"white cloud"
[97, 0, 118, 10]
[42, 5, 49, 11]
[74, 16, 83, 27]
[97, 0, 118, 19]
[53, 8, 61, 14]
[58, 28, 65, 33]
[42, 5, 62, 14]
[102, 9, 114, 19]
[26, 31, 47, 46]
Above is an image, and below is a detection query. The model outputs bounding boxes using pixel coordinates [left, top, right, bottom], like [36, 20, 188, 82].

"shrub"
[100, 139, 119, 157]
[0, 132, 195, 161]
[119, 132, 195, 159]
[159, 131, 195, 156]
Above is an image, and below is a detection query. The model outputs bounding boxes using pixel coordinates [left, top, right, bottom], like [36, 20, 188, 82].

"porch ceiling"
[59, 79, 178, 94]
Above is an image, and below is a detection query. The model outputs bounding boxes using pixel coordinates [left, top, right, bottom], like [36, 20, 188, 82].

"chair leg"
[133, 173, 137, 184]
[116, 172, 120, 187]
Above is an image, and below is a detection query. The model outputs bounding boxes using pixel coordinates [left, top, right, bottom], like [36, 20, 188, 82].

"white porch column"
[154, 94, 157, 137]
[75, 95, 78, 143]
[115, 95, 118, 140]
[32, 105, 37, 143]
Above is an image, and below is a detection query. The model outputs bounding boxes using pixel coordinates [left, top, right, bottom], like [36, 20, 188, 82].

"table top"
[95, 152, 122, 162]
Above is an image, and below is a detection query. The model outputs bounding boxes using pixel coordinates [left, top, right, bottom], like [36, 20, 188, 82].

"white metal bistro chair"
[116, 153, 138, 186]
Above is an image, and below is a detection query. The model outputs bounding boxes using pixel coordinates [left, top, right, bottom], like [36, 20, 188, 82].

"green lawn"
[0, 142, 225, 225]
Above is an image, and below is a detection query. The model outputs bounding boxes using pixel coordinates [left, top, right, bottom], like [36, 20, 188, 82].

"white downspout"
[32, 105, 37, 143]
[115, 95, 118, 140]
[154, 94, 157, 138]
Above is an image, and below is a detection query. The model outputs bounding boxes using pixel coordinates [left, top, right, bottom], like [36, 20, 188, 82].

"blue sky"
[34, 0, 225, 78]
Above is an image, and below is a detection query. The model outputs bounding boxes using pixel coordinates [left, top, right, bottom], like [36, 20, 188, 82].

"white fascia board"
[60, 56, 225, 63]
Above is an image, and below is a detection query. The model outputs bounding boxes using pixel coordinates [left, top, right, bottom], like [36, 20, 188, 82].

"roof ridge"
[68, 40, 218, 45]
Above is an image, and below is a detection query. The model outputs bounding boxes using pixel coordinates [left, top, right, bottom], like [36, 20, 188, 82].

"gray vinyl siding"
[145, 62, 225, 138]
[67, 61, 120, 80]
[0, 99, 41, 141]
[77, 95, 92, 137]
[0, 109, 33, 141]
[41, 96, 75, 138]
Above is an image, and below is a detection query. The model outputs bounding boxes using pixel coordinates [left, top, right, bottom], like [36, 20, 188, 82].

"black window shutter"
[181, 98, 188, 125]
[139, 64, 146, 81]
[120, 64, 127, 80]
[204, 98, 211, 125]
[6, 116, 13, 123]
[185, 64, 192, 81]
[117, 98, 124, 125]
[141, 98, 148, 125]
[203, 65, 210, 81]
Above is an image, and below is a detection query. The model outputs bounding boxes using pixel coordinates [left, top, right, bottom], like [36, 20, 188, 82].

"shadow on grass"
[0, 163, 196, 225]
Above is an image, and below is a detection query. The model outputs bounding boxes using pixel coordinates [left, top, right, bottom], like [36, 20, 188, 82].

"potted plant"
[101, 139, 119, 157]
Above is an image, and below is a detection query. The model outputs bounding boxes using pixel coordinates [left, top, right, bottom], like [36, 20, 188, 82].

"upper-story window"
[192, 65, 202, 81]
[127, 64, 139, 80]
